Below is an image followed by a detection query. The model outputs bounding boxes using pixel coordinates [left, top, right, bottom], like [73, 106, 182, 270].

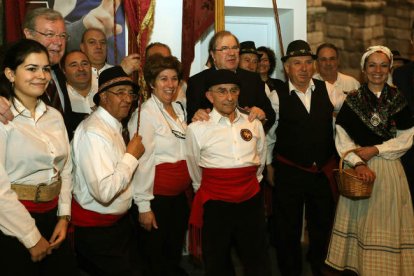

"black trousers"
[74, 213, 142, 276]
[138, 193, 189, 276]
[272, 162, 335, 276]
[202, 192, 271, 276]
[0, 208, 79, 276]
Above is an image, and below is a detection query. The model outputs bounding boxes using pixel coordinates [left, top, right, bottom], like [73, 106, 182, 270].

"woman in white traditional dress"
[325, 46, 414, 275]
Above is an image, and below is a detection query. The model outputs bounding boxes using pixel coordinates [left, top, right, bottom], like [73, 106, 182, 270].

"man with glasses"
[70, 66, 144, 276]
[186, 31, 275, 133]
[186, 69, 271, 276]
[0, 8, 74, 134]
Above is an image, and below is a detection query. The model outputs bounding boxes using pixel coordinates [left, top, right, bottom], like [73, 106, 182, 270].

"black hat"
[239, 41, 262, 57]
[391, 50, 410, 64]
[281, 40, 317, 62]
[206, 69, 241, 89]
[93, 66, 139, 105]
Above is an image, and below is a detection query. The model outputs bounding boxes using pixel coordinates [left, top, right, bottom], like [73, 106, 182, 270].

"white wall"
[149, 0, 307, 77]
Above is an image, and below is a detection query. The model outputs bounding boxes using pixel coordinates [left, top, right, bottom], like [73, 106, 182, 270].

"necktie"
[46, 79, 64, 114]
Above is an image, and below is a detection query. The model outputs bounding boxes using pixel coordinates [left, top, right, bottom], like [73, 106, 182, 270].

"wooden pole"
[215, 0, 225, 32]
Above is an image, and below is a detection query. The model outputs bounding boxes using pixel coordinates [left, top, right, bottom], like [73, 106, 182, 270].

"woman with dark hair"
[0, 39, 78, 275]
[257, 46, 284, 92]
[128, 54, 191, 276]
[326, 46, 414, 275]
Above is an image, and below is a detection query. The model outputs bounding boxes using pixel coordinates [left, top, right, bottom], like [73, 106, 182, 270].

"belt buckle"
[34, 183, 46, 203]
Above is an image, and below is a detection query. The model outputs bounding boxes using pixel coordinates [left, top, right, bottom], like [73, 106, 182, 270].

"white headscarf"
[360, 45, 393, 70]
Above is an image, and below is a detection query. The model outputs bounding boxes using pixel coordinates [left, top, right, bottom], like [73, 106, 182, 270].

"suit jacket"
[186, 67, 276, 131]
[393, 62, 414, 117]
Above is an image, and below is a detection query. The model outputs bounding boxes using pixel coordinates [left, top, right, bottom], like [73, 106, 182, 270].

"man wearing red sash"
[71, 66, 145, 276]
[186, 69, 271, 276]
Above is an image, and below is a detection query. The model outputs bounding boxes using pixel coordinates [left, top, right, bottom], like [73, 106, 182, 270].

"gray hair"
[23, 8, 64, 30]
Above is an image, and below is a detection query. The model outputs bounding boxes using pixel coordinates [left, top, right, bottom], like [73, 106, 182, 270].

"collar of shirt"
[288, 79, 315, 95]
[11, 98, 47, 120]
[96, 106, 123, 133]
[67, 83, 93, 97]
[210, 108, 243, 125]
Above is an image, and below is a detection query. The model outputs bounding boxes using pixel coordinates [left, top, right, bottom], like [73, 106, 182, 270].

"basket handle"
[339, 148, 358, 174]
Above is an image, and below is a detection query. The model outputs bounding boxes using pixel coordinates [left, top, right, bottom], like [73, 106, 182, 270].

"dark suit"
[41, 65, 75, 139]
[186, 67, 276, 132]
[393, 62, 414, 206]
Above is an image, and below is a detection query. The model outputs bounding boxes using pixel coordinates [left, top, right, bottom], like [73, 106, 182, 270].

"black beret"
[205, 69, 241, 89]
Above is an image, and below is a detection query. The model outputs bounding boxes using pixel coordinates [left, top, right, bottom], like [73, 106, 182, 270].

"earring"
[10, 81, 14, 88]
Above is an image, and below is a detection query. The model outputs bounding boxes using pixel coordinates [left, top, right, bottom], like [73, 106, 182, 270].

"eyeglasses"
[30, 29, 70, 41]
[106, 90, 138, 100]
[214, 46, 240, 53]
[211, 87, 240, 97]
[171, 129, 186, 139]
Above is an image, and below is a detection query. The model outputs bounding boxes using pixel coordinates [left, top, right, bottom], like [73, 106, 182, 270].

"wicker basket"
[333, 149, 374, 199]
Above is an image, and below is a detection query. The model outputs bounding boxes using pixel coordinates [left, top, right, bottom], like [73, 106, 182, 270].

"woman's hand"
[47, 218, 69, 254]
[29, 236, 50, 262]
[139, 211, 158, 231]
[354, 146, 379, 162]
[355, 164, 376, 183]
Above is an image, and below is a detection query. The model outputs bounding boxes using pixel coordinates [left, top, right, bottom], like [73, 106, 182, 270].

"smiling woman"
[0, 39, 79, 275]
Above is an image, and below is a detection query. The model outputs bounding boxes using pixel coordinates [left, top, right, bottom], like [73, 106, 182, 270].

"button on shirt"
[186, 109, 266, 192]
[91, 63, 113, 92]
[0, 99, 72, 248]
[71, 107, 139, 214]
[128, 96, 187, 213]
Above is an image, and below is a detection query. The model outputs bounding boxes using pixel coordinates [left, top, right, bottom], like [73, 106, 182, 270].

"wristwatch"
[58, 215, 71, 222]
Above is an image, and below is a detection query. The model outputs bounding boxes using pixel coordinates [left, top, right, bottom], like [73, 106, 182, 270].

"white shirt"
[71, 107, 139, 214]
[266, 79, 342, 163]
[91, 63, 113, 92]
[186, 109, 266, 192]
[314, 72, 360, 110]
[128, 96, 187, 213]
[67, 84, 96, 114]
[0, 99, 72, 248]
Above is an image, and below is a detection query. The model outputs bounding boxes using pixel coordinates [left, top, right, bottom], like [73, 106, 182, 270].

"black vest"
[274, 79, 335, 167]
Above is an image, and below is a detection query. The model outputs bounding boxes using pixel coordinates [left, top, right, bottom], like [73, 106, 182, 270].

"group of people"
[0, 6, 414, 276]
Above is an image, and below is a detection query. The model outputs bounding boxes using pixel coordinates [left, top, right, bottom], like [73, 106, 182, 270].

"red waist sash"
[71, 199, 126, 227]
[188, 166, 260, 258]
[20, 197, 58, 213]
[153, 160, 191, 196]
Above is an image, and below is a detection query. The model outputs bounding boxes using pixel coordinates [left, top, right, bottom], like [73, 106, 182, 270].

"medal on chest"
[370, 112, 381, 126]
[240, 129, 253, 141]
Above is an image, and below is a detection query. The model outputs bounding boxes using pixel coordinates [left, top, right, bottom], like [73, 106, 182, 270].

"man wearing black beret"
[186, 69, 271, 276]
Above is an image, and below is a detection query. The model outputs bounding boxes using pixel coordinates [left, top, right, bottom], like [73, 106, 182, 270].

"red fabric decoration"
[71, 199, 126, 227]
[181, 0, 215, 80]
[4, 0, 26, 42]
[188, 166, 260, 258]
[20, 197, 58, 213]
[153, 160, 192, 196]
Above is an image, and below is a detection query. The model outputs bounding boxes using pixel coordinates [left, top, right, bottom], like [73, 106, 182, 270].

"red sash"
[153, 160, 191, 196]
[188, 166, 260, 258]
[71, 199, 126, 227]
[20, 197, 58, 213]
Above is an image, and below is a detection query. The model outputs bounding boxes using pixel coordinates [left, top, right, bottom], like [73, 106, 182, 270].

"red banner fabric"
[4, 0, 26, 42]
[181, 0, 215, 80]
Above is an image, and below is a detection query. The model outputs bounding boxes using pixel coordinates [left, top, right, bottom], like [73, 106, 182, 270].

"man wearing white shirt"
[314, 43, 360, 110]
[186, 69, 270, 276]
[61, 50, 96, 134]
[269, 40, 340, 276]
[71, 66, 145, 276]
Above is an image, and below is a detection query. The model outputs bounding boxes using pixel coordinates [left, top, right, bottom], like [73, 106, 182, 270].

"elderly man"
[0, 8, 73, 132]
[186, 69, 270, 276]
[238, 40, 262, 73]
[268, 40, 342, 276]
[71, 66, 145, 276]
[186, 30, 275, 132]
[314, 43, 360, 108]
[60, 50, 95, 132]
